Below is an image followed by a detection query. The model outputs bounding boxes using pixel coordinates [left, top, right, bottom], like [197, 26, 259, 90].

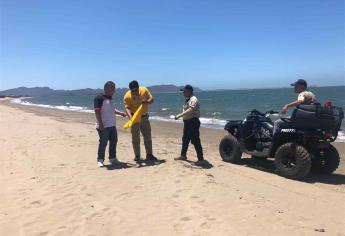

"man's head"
[104, 81, 116, 97]
[291, 79, 307, 93]
[180, 84, 193, 98]
[129, 80, 140, 96]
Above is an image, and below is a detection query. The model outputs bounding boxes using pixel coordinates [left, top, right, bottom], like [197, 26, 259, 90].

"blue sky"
[0, 0, 344, 90]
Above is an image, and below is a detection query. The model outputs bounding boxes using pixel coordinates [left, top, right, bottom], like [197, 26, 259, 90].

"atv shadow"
[303, 173, 345, 185]
[239, 157, 276, 174]
[238, 157, 345, 185]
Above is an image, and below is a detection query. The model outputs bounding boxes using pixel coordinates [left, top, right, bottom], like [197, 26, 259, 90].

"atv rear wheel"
[219, 134, 242, 163]
[311, 145, 340, 174]
[274, 143, 311, 180]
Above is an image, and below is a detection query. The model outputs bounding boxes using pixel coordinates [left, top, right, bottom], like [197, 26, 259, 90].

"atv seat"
[290, 104, 344, 130]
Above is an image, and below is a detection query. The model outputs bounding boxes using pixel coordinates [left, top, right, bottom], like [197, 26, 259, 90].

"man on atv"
[273, 79, 316, 134]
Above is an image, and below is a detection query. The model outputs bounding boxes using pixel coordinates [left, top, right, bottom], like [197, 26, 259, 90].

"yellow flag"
[123, 105, 143, 129]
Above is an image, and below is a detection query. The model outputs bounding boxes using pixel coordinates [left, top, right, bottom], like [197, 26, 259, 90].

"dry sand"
[1, 100, 345, 236]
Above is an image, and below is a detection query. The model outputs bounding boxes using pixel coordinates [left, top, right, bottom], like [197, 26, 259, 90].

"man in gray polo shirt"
[94, 81, 127, 167]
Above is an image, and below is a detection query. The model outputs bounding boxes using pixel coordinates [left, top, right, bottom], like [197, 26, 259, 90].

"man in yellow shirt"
[124, 80, 157, 162]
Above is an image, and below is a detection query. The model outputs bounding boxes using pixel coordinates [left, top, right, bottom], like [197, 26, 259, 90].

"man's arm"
[95, 110, 104, 130]
[282, 100, 303, 114]
[123, 95, 133, 119]
[115, 108, 127, 117]
[175, 107, 193, 120]
[142, 88, 154, 104]
[125, 108, 132, 119]
[94, 96, 104, 129]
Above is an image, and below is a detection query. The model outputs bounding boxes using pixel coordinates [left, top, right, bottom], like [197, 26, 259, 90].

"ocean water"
[12, 86, 345, 141]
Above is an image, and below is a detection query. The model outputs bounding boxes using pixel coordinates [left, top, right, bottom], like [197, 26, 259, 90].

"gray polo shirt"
[94, 94, 116, 128]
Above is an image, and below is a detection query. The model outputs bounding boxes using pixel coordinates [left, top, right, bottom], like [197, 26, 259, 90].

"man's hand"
[281, 105, 289, 114]
[115, 109, 128, 118]
[99, 123, 105, 131]
[174, 115, 181, 120]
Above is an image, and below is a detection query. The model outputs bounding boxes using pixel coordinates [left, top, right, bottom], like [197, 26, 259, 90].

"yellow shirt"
[123, 86, 153, 115]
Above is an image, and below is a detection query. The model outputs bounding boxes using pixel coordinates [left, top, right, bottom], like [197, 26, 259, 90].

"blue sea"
[12, 86, 345, 141]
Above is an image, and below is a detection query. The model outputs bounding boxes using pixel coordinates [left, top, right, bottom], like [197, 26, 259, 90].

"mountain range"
[0, 85, 202, 97]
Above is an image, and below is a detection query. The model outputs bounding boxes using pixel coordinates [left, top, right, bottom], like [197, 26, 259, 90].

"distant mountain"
[0, 86, 59, 97]
[0, 84, 202, 97]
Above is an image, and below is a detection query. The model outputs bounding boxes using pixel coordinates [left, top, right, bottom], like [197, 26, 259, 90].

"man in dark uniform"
[174, 85, 205, 164]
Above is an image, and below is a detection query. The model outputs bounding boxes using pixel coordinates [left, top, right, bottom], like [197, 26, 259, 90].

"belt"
[131, 113, 149, 118]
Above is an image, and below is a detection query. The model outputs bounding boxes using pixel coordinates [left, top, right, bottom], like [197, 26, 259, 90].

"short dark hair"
[104, 81, 115, 89]
[129, 80, 139, 90]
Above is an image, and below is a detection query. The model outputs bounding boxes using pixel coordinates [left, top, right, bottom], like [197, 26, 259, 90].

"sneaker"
[109, 158, 120, 165]
[134, 156, 141, 162]
[174, 156, 187, 161]
[146, 154, 158, 161]
[97, 161, 104, 167]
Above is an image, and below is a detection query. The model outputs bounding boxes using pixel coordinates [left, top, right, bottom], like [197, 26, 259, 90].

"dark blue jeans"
[97, 127, 118, 162]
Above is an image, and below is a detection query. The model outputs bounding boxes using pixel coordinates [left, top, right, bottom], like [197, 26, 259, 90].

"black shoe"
[195, 159, 206, 165]
[134, 156, 141, 162]
[146, 154, 158, 161]
[174, 156, 187, 161]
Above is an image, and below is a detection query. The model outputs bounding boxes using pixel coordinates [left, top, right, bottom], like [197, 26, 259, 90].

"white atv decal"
[281, 129, 297, 133]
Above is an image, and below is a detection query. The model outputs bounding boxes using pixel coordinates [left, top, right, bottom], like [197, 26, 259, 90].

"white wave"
[149, 115, 226, 129]
[11, 98, 94, 113]
[161, 108, 169, 111]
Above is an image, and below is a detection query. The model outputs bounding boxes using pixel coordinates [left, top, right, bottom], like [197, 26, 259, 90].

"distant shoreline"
[1, 85, 345, 97]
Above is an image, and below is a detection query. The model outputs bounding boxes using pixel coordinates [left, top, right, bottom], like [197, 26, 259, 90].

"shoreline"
[8, 97, 345, 142]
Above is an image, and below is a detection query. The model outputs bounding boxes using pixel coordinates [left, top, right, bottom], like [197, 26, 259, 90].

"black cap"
[291, 79, 307, 87]
[180, 84, 193, 92]
[129, 80, 139, 90]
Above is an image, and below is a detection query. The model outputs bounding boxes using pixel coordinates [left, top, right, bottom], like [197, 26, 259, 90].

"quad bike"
[219, 103, 344, 180]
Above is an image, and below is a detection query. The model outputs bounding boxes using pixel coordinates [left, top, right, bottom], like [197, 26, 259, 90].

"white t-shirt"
[94, 95, 116, 128]
[297, 91, 316, 105]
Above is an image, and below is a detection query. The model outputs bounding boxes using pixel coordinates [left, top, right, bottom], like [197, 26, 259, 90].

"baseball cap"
[180, 84, 194, 92]
[291, 79, 307, 87]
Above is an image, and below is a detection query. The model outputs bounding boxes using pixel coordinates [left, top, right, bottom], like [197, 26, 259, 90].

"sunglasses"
[131, 88, 139, 93]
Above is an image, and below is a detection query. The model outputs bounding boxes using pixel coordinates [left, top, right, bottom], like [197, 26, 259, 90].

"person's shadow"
[183, 160, 214, 169]
[136, 159, 166, 168]
[237, 157, 345, 185]
[104, 161, 137, 170]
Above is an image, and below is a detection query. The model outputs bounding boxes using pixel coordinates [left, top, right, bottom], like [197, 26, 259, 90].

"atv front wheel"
[274, 143, 311, 180]
[311, 145, 340, 174]
[219, 134, 242, 163]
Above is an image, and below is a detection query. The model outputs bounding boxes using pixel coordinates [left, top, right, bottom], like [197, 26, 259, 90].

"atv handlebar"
[249, 109, 279, 116]
[266, 110, 279, 115]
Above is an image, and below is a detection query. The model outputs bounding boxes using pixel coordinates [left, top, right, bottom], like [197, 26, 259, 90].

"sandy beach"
[1, 99, 345, 236]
